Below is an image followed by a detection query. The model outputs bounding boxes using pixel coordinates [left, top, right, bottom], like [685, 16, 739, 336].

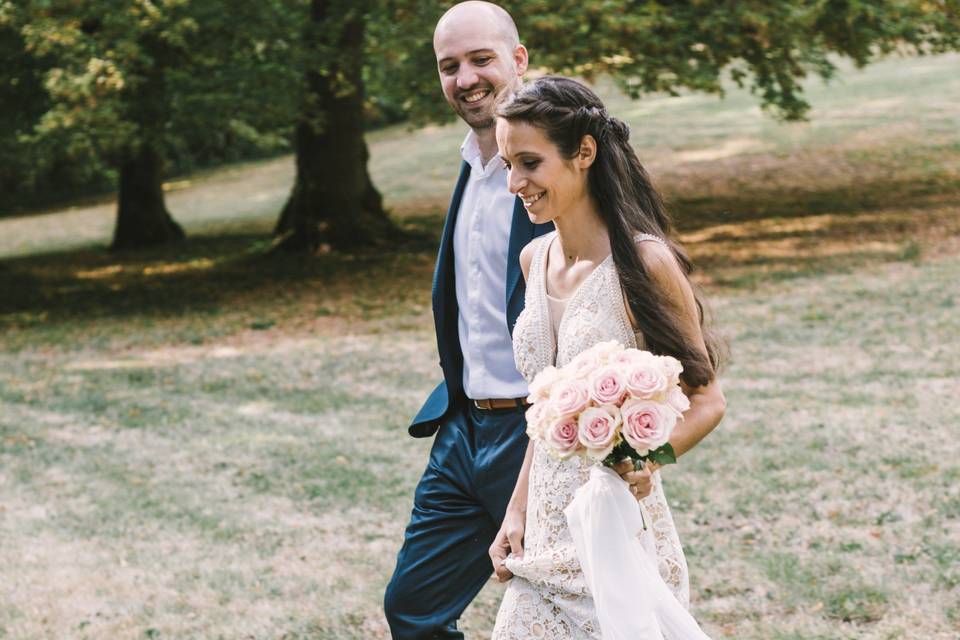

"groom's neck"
[474, 127, 499, 166]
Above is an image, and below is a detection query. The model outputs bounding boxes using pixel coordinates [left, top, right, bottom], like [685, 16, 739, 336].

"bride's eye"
[502, 159, 512, 170]
[523, 160, 540, 170]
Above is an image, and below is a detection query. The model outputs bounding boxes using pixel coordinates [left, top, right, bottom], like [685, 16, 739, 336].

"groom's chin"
[463, 113, 495, 130]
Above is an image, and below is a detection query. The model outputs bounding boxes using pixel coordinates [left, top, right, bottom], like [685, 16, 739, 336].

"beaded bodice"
[513, 231, 658, 376]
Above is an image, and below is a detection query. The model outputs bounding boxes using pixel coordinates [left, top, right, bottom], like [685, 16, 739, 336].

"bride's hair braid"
[496, 76, 726, 386]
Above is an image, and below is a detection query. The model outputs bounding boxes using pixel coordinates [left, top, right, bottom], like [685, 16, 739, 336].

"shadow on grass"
[0, 216, 440, 332]
[0, 172, 956, 342]
[669, 172, 956, 232]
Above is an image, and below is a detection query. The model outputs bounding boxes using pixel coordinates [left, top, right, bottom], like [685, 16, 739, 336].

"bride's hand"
[489, 507, 526, 582]
[613, 460, 655, 501]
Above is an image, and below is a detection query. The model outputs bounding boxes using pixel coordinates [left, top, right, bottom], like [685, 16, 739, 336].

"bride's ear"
[576, 135, 597, 170]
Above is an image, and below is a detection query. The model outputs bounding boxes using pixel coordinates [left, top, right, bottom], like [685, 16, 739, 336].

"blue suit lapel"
[505, 197, 531, 310]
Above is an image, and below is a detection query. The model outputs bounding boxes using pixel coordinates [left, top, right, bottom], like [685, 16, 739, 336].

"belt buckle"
[473, 398, 491, 410]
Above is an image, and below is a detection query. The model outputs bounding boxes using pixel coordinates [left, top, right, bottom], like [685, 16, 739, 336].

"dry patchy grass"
[2, 250, 957, 639]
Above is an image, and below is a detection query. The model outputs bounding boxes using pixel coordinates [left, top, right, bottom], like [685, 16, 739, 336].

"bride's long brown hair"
[497, 76, 726, 387]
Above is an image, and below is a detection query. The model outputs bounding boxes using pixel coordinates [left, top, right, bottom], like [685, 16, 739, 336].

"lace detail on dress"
[496, 231, 689, 639]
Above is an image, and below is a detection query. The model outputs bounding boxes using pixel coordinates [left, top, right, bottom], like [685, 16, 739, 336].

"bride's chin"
[527, 210, 551, 225]
[524, 202, 549, 224]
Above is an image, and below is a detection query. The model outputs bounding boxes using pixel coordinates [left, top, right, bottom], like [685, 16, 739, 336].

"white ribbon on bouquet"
[564, 465, 713, 640]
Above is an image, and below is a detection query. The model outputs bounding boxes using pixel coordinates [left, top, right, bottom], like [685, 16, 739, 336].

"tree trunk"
[273, 0, 393, 253]
[110, 142, 185, 251]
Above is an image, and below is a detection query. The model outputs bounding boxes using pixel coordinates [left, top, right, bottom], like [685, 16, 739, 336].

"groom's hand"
[489, 508, 525, 582]
[614, 460, 654, 501]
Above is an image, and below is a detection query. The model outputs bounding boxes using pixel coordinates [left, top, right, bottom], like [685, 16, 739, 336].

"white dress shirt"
[454, 130, 528, 400]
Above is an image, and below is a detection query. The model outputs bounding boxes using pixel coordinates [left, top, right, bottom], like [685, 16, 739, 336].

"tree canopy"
[384, 0, 960, 123]
[0, 1, 301, 217]
[2, 0, 958, 249]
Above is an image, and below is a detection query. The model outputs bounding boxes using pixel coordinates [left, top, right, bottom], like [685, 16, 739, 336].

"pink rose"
[577, 405, 622, 459]
[620, 398, 676, 455]
[667, 387, 690, 416]
[586, 340, 623, 363]
[527, 366, 561, 402]
[570, 350, 600, 379]
[657, 355, 684, 385]
[611, 349, 644, 368]
[588, 365, 627, 405]
[551, 378, 591, 417]
[524, 401, 552, 439]
[545, 417, 581, 459]
[625, 364, 667, 400]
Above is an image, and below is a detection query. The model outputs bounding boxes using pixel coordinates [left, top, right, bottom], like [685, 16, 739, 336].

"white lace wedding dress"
[492, 232, 690, 639]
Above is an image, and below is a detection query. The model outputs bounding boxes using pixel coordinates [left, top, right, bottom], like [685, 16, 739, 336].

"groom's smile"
[461, 87, 492, 104]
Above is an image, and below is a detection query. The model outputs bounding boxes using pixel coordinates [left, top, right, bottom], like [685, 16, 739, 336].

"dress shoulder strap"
[633, 232, 667, 246]
[525, 231, 555, 291]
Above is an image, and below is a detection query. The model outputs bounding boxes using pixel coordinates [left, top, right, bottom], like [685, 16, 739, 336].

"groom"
[382, 3, 550, 638]
[385, 3, 653, 637]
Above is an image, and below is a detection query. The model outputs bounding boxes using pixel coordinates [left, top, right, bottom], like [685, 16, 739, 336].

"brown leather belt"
[472, 397, 530, 411]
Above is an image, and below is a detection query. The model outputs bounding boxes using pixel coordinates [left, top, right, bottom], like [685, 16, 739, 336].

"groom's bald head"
[434, 1, 520, 51]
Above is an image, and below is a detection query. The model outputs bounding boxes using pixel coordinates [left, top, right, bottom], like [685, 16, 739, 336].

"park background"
[1, 2, 958, 639]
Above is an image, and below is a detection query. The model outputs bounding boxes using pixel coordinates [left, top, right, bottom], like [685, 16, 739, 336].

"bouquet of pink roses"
[524, 340, 690, 470]
[524, 342, 714, 639]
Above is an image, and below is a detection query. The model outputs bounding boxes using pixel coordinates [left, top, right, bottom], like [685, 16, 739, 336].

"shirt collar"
[460, 129, 504, 179]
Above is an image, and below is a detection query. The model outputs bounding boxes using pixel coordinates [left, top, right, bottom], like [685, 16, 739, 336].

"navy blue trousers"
[384, 401, 528, 639]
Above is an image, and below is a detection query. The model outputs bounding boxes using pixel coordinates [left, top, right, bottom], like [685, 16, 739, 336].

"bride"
[489, 76, 727, 638]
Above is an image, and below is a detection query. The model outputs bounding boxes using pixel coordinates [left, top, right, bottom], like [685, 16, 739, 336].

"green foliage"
[388, 0, 960, 123]
[0, 0, 304, 211]
[0, 18, 116, 209]
[3, 0, 959, 213]
[603, 439, 677, 469]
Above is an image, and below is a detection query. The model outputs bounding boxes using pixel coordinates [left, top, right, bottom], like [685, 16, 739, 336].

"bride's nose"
[507, 169, 525, 195]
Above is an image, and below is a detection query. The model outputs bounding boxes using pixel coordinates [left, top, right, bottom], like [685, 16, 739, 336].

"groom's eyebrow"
[438, 48, 497, 65]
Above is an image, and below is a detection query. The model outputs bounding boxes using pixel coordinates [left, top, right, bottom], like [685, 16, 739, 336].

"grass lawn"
[1, 54, 959, 639]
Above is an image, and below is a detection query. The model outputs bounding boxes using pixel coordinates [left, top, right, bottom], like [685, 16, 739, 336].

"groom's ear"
[576, 135, 597, 169]
[512, 44, 529, 76]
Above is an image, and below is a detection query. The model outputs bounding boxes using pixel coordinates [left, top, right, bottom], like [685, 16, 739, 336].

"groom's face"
[434, 13, 527, 130]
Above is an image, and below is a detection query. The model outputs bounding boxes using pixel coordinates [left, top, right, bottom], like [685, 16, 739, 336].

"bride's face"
[496, 119, 595, 225]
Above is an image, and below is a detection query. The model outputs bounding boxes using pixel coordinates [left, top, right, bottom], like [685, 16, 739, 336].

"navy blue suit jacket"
[409, 161, 554, 437]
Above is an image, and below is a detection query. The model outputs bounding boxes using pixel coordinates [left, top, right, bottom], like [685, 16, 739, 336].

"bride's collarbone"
[545, 245, 608, 300]
[547, 258, 606, 297]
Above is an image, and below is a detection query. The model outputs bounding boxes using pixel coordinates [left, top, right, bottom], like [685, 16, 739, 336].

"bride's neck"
[553, 199, 609, 265]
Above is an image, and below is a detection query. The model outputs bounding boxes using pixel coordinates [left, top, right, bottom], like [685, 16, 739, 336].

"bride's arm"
[490, 440, 534, 581]
[488, 240, 540, 581]
[625, 241, 727, 465]
[663, 378, 725, 461]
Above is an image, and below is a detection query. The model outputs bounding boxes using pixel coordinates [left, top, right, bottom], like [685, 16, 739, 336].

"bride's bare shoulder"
[519, 234, 550, 282]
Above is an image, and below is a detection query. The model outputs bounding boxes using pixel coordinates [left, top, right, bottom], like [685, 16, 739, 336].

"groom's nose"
[457, 64, 480, 90]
